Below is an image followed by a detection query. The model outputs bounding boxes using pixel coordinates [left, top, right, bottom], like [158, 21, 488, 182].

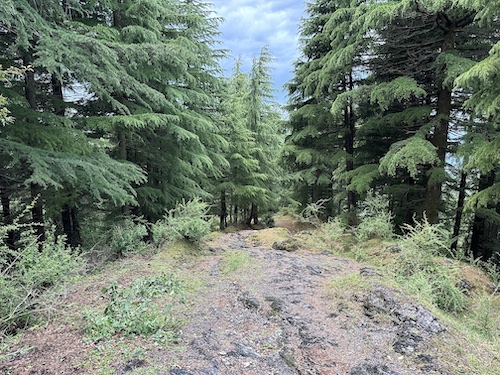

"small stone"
[350, 364, 399, 375]
[456, 277, 473, 294]
[238, 292, 260, 310]
[364, 288, 397, 317]
[265, 296, 285, 313]
[229, 342, 260, 358]
[393, 330, 423, 354]
[387, 244, 402, 253]
[360, 267, 381, 277]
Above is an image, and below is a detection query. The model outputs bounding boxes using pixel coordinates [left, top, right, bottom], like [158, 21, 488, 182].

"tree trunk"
[118, 129, 131, 216]
[451, 171, 467, 253]
[469, 171, 498, 261]
[345, 72, 357, 225]
[220, 190, 227, 230]
[424, 23, 455, 224]
[1, 187, 16, 251]
[250, 203, 258, 225]
[61, 204, 81, 248]
[31, 184, 45, 248]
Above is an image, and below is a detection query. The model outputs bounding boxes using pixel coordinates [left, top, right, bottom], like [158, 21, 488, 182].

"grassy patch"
[83, 273, 185, 343]
[221, 250, 252, 274]
[246, 227, 290, 248]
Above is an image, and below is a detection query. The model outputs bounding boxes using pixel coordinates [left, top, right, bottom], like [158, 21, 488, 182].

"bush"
[321, 217, 346, 243]
[1, 230, 85, 335]
[390, 217, 466, 313]
[109, 219, 148, 257]
[83, 273, 184, 342]
[152, 199, 214, 247]
[355, 192, 394, 241]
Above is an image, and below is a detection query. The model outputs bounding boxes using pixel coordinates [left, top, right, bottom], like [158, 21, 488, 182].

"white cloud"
[211, 0, 305, 103]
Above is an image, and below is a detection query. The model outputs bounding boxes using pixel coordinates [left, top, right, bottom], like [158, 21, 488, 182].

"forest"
[0, 0, 499, 339]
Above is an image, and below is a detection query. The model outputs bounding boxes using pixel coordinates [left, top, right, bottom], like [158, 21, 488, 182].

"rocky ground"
[0, 223, 498, 374]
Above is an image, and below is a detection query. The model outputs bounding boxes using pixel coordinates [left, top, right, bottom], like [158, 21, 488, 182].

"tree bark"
[424, 20, 455, 224]
[345, 72, 357, 225]
[451, 171, 467, 253]
[1, 187, 16, 251]
[61, 204, 81, 248]
[469, 171, 498, 261]
[31, 184, 46, 248]
[220, 190, 227, 230]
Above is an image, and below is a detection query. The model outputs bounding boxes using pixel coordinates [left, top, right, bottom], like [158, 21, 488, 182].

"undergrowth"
[1, 228, 85, 337]
[152, 198, 214, 247]
[83, 273, 185, 343]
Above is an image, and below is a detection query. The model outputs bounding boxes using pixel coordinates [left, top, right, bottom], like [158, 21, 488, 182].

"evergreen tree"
[218, 49, 283, 227]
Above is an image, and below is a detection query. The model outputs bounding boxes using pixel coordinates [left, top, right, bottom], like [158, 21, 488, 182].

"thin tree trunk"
[451, 171, 467, 253]
[118, 129, 131, 216]
[1, 187, 16, 250]
[24, 53, 46, 247]
[31, 184, 45, 248]
[469, 171, 497, 261]
[345, 72, 357, 225]
[220, 190, 227, 230]
[250, 203, 258, 225]
[62, 204, 81, 248]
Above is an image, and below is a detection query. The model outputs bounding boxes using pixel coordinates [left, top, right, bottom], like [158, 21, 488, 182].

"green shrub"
[109, 219, 148, 257]
[299, 199, 329, 226]
[1, 231, 85, 335]
[152, 199, 213, 247]
[355, 192, 394, 241]
[83, 273, 184, 342]
[467, 294, 499, 341]
[321, 217, 346, 243]
[390, 217, 466, 313]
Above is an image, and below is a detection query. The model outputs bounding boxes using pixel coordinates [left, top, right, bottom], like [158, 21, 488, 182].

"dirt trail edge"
[163, 230, 447, 375]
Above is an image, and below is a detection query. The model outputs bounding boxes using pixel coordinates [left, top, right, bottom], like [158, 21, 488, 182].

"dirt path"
[161, 231, 444, 375]
[1, 229, 457, 374]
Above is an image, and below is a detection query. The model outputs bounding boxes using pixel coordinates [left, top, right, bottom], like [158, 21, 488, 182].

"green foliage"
[321, 217, 346, 243]
[83, 273, 184, 342]
[379, 137, 439, 178]
[354, 192, 394, 241]
[299, 199, 330, 226]
[152, 199, 213, 246]
[390, 218, 467, 313]
[467, 293, 500, 341]
[109, 220, 149, 257]
[0, 229, 85, 335]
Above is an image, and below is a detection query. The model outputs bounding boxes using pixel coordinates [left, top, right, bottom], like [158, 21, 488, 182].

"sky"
[210, 0, 306, 104]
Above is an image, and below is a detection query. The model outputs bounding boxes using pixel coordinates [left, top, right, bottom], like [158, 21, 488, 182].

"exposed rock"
[364, 288, 397, 317]
[417, 354, 434, 363]
[228, 342, 260, 358]
[386, 244, 402, 253]
[394, 303, 446, 334]
[119, 359, 146, 373]
[169, 369, 194, 375]
[272, 238, 299, 252]
[360, 267, 382, 277]
[306, 265, 327, 275]
[456, 277, 473, 294]
[265, 296, 285, 313]
[350, 364, 400, 374]
[393, 330, 423, 354]
[238, 292, 260, 310]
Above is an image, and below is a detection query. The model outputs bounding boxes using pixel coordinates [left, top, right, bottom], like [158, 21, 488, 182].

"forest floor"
[0, 216, 499, 375]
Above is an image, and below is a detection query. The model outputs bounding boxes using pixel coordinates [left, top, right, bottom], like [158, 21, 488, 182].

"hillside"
[1, 217, 499, 375]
